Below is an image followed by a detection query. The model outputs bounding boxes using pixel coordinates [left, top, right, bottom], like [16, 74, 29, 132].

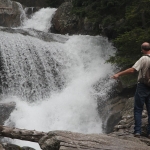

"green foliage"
[102, 16, 116, 26]
[108, 28, 150, 67]
[46, 0, 62, 7]
[125, 0, 150, 28]
[71, 7, 86, 17]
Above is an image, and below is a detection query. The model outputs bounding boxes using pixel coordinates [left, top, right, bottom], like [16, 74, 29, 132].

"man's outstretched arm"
[111, 68, 136, 79]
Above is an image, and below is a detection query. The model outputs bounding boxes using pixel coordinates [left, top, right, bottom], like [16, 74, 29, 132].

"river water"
[0, 7, 116, 149]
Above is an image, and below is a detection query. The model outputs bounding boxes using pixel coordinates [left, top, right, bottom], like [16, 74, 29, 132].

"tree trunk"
[0, 125, 46, 142]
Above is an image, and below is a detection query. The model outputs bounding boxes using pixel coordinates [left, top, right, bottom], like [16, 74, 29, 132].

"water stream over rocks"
[0, 5, 116, 149]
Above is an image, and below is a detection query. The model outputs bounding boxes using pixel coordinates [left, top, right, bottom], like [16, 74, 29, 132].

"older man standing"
[112, 42, 150, 137]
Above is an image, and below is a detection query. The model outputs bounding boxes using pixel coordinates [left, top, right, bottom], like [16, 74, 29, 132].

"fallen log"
[0, 125, 47, 142]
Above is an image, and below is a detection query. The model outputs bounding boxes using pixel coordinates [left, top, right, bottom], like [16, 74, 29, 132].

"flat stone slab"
[39, 130, 150, 150]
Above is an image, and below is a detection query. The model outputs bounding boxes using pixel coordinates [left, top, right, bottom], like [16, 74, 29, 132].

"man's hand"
[111, 74, 119, 79]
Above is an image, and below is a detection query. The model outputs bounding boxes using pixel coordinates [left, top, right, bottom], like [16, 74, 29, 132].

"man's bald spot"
[141, 42, 150, 51]
[142, 42, 150, 46]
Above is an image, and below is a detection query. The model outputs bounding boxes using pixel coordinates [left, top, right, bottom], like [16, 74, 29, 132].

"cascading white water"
[22, 8, 56, 32]
[0, 7, 116, 150]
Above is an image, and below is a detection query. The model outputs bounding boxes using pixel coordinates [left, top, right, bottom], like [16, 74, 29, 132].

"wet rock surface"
[0, 102, 16, 125]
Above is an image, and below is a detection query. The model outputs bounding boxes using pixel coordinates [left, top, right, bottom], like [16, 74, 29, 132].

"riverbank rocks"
[108, 96, 150, 147]
[0, 0, 25, 27]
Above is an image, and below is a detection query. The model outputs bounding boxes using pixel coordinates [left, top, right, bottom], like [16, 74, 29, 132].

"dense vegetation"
[47, 0, 150, 68]
[46, 0, 64, 7]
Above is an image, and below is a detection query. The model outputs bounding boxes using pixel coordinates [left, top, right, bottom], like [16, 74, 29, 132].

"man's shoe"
[134, 133, 141, 138]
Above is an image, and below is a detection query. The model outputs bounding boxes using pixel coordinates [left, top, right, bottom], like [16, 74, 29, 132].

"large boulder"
[51, 2, 98, 35]
[51, 2, 79, 34]
[0, 0, 25, 27]
[51, 1, 109, 35]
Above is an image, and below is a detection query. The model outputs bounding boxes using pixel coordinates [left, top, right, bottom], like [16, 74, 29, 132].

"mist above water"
[1, 7, 116, 150]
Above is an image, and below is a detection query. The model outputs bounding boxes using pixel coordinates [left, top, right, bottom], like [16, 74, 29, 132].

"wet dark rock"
[0, 102, 16, 125]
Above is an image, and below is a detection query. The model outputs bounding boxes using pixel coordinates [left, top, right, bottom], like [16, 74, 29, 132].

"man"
[111, 42, 150, 137]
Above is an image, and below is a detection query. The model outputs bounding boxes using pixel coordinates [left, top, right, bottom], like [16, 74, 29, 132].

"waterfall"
[22, 7, 56, 32]
[0, 7, 116, 150]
